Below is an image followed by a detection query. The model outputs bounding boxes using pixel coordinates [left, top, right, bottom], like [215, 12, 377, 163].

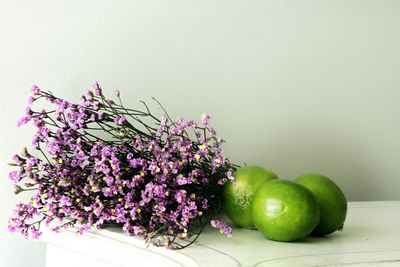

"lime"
[251, 180, 320, 241]
[222, 165, 278, 228]
[295, 173, 347, 235]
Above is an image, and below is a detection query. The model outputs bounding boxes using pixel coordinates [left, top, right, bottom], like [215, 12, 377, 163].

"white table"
[41, 201, 400, 266]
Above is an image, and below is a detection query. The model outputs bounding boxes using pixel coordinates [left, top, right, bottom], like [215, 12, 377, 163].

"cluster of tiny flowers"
[8, 83, 237, 249]
[210, 220, 232, 237]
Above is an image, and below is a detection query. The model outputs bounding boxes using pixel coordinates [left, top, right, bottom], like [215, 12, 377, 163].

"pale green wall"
[1, 1, 400, 266]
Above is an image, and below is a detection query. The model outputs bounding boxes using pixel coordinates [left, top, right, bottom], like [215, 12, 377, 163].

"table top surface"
[41, 201, 400, 267]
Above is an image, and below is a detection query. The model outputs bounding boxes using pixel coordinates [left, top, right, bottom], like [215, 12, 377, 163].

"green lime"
[295, 173, 347, 236]
[222, 165, 278, 228]
[251, 180, 320, 241]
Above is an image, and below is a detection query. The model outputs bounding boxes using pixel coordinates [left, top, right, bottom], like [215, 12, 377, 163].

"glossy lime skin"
[295, 173, 347, 236]
[222, 166, 278, 228]
[251, 180, 320, 241]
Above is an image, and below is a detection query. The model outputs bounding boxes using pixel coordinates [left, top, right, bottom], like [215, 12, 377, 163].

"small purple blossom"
[158, 113, 168, 134]
[92, 81, 101, 96]
[98, 111, 104, 120]
[210, 220, 232, 238]
[28, 96, 35, 105]
[30, 85, 41, 96]
[114, 115, 126, 125]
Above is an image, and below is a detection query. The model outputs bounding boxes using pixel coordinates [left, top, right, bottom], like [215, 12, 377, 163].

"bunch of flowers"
[8, 83, 237, 249]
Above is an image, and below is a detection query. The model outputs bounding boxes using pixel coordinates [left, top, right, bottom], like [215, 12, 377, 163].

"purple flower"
[8, 83, 238, 249]
[210, 220, 232, 237]
[28, 96, 35, 105]
[30, 85, 41, 96]
[218, 178, 227, 185]
[12, 154, 25, 165]
[92, 81, 101, 96]
[174, 189, 187, 204]
[200, 113, 211, 127]
[114, 115, 126, 125]
[9, 170, 21, 183]
[158, 113, 168, 133]
[16, 115, 32, 127]
[98, 111, 104, 120]
[227, 171, 235, 185]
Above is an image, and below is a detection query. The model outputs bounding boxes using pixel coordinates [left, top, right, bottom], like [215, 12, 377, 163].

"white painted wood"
[41, 202, 400, 267]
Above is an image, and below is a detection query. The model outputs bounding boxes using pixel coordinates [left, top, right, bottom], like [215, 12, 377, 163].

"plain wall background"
[1, 1, 400, 266]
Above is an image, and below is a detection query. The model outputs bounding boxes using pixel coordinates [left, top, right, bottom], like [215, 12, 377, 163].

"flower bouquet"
[8, 83, 237, 249]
